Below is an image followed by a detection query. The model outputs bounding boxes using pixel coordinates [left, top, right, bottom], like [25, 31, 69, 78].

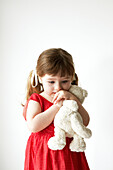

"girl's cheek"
[64, 83, 71, 90]
[48, 85, 54, 91]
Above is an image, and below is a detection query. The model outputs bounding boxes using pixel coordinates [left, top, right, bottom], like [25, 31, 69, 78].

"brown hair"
[26, 48, 78, 100]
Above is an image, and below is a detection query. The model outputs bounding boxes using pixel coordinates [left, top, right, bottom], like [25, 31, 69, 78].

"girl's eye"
[48, 81, 55, 84]
[62, 80, 68, 83]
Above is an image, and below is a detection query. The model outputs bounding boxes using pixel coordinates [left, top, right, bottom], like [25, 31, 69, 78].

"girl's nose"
[55, 82, 62, 91]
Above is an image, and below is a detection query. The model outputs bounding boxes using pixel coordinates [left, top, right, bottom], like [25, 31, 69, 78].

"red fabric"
[23, 93, 90, 170]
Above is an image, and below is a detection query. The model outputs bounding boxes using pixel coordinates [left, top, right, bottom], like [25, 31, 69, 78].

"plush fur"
[48, 85, 92, 152]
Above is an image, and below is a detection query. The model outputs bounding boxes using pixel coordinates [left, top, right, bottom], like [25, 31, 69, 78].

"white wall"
[0, 0, 113, 169]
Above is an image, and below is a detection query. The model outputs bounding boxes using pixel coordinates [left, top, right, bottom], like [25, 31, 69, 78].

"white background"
[0, 0, 113, 170]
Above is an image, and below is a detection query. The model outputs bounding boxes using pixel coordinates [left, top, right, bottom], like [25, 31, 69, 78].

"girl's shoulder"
[29, 93, 53, 105]
[23, 93, 43, 120]
[23, 93, 53, 120]
[29, 93, 44, 103]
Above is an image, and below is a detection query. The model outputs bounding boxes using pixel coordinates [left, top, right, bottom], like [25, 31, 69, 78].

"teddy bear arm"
[70, 113, 92, 138]
[70, 113, 84, 134]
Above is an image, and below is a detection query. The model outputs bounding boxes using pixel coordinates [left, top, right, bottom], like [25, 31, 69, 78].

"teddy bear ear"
[83, 90, 88, 97]
[63, 100, 78, 111]
[69, 85, 77, 92]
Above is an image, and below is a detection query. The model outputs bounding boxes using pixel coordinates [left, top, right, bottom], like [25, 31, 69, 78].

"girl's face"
[40, 74, 72, 98]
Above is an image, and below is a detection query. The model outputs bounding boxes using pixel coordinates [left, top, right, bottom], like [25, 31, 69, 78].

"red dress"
[23, 93, 90, 170]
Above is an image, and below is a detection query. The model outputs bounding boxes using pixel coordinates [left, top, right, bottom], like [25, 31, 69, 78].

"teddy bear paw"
[69, 139, 86, 152]
[48, 137, 66, 150]
[81, 129, 92, 138]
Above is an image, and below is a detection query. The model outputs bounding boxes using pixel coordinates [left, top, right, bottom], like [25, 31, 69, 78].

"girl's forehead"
[42, 74, 71, 80]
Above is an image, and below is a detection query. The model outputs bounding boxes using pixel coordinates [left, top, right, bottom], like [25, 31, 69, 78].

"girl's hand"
[55, 100, 64, 108]
[52, 90, 78, 104]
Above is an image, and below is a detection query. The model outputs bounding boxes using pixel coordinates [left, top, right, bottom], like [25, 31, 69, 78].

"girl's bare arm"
[71, 96, 90, 126]
[26, 100, 61, 133]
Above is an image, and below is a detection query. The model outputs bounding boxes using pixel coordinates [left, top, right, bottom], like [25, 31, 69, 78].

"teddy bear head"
[69, 85, 88, 104]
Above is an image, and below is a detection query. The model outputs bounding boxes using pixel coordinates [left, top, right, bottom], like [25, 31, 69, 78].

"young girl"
[23, 48, 90, 170]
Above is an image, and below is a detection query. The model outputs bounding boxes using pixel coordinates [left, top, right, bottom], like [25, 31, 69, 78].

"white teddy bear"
[48, 85, 92, 152]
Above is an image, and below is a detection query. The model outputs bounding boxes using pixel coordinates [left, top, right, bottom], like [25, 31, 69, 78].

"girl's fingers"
[54, 95, 63, 104]
[52, 93, 59, 103]
[52, 90, 72, 104]
[53, 91, 64, 104]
